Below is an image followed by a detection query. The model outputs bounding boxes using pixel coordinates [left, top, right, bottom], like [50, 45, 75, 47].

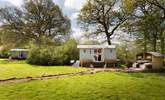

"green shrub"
[27, 46, 64, 66]
[0, 50, 10, 58]
[63, 39, 79, 65]
[27, 39, 78, 66]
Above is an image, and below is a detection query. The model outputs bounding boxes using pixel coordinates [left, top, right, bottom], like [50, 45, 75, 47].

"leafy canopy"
[0, 0, 71, 46]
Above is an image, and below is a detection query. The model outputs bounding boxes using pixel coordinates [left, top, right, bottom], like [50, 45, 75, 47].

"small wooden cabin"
[134, 52, 164, 69]
[10, 49, 29, 59]
[77, 45, 117, 67]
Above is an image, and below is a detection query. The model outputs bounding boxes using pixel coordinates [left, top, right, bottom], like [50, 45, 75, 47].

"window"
[93, 49, 102, 62]
[147, 56, 152, 59]
[98, 49, 102, 53]
[94, 55, 97, 61]
[110, 49, 112, 53]
[94, 49, 102, 54]
[94, 49, 97, 54]
[83, 49, 86, 53]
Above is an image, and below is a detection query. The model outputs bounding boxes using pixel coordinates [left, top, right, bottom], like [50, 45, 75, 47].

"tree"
[146, 0, 165, 19]
[123, 0, 165, 53]
[0, 26, 29, 47]
[78, 0, 127, 45]
[63, 39, 79, 64]
[0, 0, 71, 45]
[146, 0, 165, 53]
[27, 38, 78, 66]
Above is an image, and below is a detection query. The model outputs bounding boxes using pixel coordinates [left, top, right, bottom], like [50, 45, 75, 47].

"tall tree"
[146, 0, 165, 19]
[123, 0, 165, 53]
[0, 0, 71, 45]
[78, 0, 127, 45]
[146, 0, 165, 53]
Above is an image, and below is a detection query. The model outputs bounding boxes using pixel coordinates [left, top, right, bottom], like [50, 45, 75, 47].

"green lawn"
[0, 59, 165, 100]
[0, 72, 165, 100]
[0, 59, 88, 80]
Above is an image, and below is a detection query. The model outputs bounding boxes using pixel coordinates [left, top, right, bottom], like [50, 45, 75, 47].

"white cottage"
[10, 49, 29, 59]
[77, 45, 117, 67]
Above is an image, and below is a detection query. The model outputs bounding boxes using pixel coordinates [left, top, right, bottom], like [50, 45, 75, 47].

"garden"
[0, 59, 165, 100]
[0, 0, 165, 100]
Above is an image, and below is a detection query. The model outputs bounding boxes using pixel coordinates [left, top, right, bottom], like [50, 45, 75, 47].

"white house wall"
[80, 49, 93, 61]
[104, 48, 116, 60]
[79, 48, 116, 62]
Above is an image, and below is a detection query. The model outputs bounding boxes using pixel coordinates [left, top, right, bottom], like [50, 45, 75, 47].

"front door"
[98, 55, 102, 61]
[93, 49, 102, 62]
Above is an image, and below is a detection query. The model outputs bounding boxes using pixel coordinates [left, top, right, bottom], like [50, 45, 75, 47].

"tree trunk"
[153, 38, 157, 52]
[144, 41, 147, 52]
[144, 35, 147, 52]
[152, 32, 158, 52]
[35, 37, 42, 46]
[160, 38, 165, 54]
[107, 36, 111, 45]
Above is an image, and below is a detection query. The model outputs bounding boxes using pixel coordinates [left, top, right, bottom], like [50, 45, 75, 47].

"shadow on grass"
[0, 59, 9, 64]
[132, 73, 165, 80]
[0, 59, 26, 64]
[114, 69, 165, 79]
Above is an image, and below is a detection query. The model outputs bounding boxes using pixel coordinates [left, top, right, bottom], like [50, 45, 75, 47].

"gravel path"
[0, 69, 101, 84]
[0, 68, 148, 85]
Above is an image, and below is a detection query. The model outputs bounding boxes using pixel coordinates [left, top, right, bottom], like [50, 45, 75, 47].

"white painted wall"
[104, 48, 116, 60]
[80, 49, 92, 61]
[79, 48, 116, 62]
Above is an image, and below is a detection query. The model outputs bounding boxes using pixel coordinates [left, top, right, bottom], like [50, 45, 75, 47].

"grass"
[0, 59, 165, 100]
[0, 59, 88, 80]
[0, 72, 165, 100]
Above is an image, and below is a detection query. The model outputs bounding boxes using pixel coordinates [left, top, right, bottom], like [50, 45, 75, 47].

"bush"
[63, 39, 79, 65]
[0, 50, 10, 58]
[27, 39, 78, 66]
[27, 46, 64, 66]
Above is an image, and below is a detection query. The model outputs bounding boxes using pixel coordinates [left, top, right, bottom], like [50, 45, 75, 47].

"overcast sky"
[0, 0, 86, 39]
[0, 0, 133, 44]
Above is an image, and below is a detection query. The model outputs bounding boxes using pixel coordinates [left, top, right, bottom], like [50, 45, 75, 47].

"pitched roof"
[77, 45, 116, 49]
[148, 52, 164, 57]
[10, 49, 29, 52]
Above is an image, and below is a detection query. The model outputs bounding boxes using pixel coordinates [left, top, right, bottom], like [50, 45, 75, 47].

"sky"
[0, 0, 86, 39]
[0, 0, 133, 44]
